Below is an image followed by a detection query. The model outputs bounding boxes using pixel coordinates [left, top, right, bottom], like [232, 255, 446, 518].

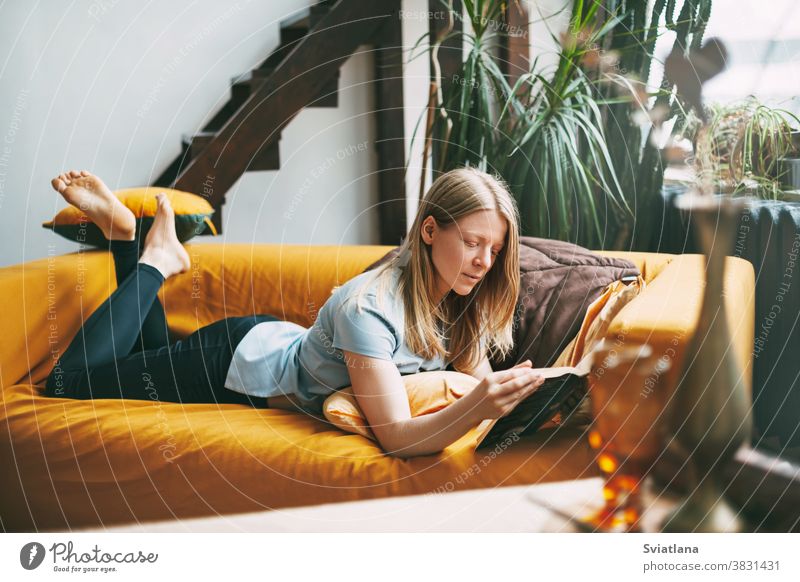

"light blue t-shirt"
[223, 266, 449, 413]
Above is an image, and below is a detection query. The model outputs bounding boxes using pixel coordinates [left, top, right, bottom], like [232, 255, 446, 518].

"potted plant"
[678, 96, 800, 199]
[413, 0, 715, 250]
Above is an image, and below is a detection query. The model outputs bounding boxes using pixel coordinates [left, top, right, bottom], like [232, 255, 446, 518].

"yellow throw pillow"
[553, 276, 646, 368]
[42, 187, 217, 246]
[322, 371, 479, 440]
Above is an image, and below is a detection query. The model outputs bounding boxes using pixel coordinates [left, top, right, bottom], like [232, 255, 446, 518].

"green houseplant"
[680, 97, 800, 199]
[415, 0, 715, 250]
[588, 0, 713, 249]
[417, 0, 628, 248]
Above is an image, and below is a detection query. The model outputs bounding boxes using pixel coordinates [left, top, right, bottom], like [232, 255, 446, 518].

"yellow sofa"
[0, 243, 755, 531]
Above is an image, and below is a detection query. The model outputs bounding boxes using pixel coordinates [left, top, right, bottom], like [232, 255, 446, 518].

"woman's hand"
[467, 359, 545, 421]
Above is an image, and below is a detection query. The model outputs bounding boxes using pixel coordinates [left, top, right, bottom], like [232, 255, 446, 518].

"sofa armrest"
[0, 250, 118, 388]
[604, 253, 756, 398]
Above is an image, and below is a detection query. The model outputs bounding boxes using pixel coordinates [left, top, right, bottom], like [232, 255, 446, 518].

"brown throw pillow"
[362, 237, 640, 370]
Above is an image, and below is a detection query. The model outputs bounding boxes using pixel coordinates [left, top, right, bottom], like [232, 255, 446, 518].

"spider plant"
[687, 98, 800, 199]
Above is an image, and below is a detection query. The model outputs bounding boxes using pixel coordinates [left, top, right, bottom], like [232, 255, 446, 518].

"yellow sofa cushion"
[323, 371, 479, 440]
[606, 254, 755, 402]
[42, 187, 216, 246]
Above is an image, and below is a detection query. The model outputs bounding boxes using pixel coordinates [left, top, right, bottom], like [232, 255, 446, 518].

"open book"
[473, 353, 594, 450]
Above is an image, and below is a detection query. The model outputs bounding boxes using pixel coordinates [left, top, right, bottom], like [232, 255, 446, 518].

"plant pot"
[777, 157, 800, 191]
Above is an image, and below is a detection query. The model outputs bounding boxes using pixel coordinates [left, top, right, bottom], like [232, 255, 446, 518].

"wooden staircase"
[153, 0, 406, 245]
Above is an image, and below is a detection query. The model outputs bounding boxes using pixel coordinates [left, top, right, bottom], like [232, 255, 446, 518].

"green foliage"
[416, 0, 714, 249]
[590, 0, 713, 249]
[680, 97, 800, 199]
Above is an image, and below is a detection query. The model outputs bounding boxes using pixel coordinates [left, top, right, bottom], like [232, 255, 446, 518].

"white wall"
[527, 0, 571, 75]
[0, 0, 433, 267]
[400, 0, 432, 230]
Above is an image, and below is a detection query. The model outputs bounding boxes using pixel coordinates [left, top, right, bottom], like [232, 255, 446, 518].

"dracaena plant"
[588, 0, 715, 249]
[415, 0, 629, 248]
[499, 0, 630, 248]
[414, 0, 717, 250]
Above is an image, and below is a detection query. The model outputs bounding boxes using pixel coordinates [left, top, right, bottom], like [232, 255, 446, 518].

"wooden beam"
[373, 0, 407, 246]
[428, 0, 462, 177]
[499, 1, 530, 87]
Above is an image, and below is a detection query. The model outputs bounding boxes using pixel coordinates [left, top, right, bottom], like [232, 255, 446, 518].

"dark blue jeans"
[44, 240, 277, 406]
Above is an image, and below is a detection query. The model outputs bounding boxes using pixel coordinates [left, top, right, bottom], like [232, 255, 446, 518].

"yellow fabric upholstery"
[0, 243, 754, 531]
[604, 254, 756, 401]
[553, 276, 646, 368]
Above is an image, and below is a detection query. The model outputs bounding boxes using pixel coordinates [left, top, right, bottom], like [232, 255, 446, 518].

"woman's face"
[421, 209, 508, 302]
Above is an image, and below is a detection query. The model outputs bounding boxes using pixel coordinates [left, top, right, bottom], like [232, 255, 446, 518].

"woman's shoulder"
[324, 266, 401, 322]
[336, 264, 400, 301]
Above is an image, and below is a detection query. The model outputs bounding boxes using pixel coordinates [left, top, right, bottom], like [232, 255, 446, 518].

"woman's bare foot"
[51, 170, 136, 241]
[138, 193, 191, 279]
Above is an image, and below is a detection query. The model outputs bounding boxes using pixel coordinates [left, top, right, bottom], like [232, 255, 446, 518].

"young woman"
[45, 168, 545, 457]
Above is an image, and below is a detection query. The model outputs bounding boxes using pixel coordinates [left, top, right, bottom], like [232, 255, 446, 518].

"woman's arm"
[342, 350, 486, 458]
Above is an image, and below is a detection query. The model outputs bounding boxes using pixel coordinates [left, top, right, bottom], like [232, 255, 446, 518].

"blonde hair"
[350, 167, 521, 374]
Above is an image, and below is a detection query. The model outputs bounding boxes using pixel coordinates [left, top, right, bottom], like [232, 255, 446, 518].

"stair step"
[182, 131, 215, 160]
[202, 74, 258, 133]
[281, 8, 312, 31]
[240, 67, 339, 105]
[248, 67, 275, 81]
[182, 131, 280, 172]
[231, 74, 253, 105]
[250, 139, 281, 171]
[259, 26, 307, 71]
[281, 18, 310, 36]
